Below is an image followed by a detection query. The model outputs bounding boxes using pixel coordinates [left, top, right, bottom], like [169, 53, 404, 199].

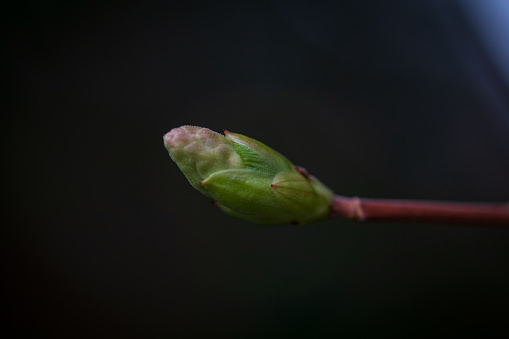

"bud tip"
[163, 131, 173, 148]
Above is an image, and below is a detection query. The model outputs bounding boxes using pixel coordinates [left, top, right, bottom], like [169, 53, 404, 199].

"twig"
[331, 195, 509, 227]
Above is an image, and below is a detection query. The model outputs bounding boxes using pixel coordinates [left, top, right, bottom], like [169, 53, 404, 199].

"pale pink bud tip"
[163, 125, 203, 149]
[163, 131, 173, 148]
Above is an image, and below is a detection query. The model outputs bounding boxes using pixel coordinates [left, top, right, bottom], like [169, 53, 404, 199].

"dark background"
[3, 0, 509, 337]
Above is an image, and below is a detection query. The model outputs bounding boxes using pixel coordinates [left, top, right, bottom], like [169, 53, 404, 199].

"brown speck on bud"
[294, 165, 311, 180]
[291, 221, 300, 225]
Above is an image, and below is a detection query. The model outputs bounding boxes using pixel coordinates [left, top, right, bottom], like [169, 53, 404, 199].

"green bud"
[163, 125, 333, 225]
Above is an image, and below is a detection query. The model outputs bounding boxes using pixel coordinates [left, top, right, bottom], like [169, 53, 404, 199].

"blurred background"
[3, 0, 509, 337]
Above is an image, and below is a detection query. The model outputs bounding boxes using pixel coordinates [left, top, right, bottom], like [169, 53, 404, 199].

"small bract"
[163, 126, 333, 225]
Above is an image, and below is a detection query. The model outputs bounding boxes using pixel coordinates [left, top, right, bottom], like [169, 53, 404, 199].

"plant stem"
[331, 195, 509, 227]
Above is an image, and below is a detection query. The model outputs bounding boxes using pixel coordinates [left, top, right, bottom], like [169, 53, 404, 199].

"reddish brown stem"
[331, 195, 509, 227]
